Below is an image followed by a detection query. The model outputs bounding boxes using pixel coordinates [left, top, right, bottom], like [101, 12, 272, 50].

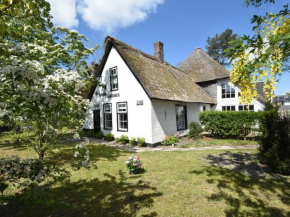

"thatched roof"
[97, 37, 214, 104]
[179, 48, 230, 82]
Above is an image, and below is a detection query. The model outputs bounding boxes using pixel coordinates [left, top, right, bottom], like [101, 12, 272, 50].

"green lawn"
[178, 137, 259, 148]
[0, 142, 289, 217]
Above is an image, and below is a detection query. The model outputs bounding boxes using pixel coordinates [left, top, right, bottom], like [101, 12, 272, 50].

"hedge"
[199, 111, 264, 138]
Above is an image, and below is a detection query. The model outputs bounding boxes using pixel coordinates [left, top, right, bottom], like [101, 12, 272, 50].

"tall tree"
[0, 0, 98, 160]
[226, 1, 289, 104]
[206, 29, 238, 66]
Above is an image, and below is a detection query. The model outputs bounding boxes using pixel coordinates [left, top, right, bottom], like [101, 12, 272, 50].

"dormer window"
[110, 67, 118, 91]
[221, 84, 235, 99]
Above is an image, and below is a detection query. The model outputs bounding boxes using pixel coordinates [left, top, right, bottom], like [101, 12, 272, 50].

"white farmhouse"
[84, 37, 265, 145]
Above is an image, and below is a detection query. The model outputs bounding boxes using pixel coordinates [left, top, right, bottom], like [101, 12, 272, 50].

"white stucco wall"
[216, 78, 264, 111]
[83, 47, 153, 143]
[151, 99, 205, 144]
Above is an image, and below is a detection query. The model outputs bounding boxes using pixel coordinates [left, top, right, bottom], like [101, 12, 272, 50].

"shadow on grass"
[0, 170, 161, 217]
[190, 152, 290, 216]
[47, 143, 127, 170]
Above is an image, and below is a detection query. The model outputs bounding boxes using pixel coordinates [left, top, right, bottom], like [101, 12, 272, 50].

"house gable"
[84, 45, 153, 142]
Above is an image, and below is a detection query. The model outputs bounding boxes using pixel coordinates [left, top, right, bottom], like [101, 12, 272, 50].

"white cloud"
[47, 0, 79, 28]
[77, 0, 164, 33]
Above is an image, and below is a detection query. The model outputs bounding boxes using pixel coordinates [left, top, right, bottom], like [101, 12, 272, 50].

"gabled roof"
[179, 48, 230, 82]
[97, 37, 214, 104]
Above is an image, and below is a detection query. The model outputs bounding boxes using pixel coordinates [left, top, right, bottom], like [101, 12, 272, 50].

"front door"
[93, 110, 101, 133]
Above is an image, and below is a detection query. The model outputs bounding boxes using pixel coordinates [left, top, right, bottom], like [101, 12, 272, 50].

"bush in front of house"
[162, 134, 179, 146]
[199, 111, 263, 139]
[137, 137, 146, 147]
[188, 122, 203, 139]
[95, 131, 104, 139]
[259, 105, 290, 175]
[104, 133, 114, 141]
[129, 137, 137, 146]
[86, 129, 96, 138]
[116, 135, 129, 144]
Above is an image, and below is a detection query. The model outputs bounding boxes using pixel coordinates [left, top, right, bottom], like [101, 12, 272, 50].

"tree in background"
[206, 29, 238, 67]
[0, 0, 98, 160]
[226, 0, 289, 104]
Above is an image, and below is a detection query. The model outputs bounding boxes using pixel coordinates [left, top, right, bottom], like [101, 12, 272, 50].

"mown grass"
[179, 137, 259, 148]
[0, 141, 289, 217]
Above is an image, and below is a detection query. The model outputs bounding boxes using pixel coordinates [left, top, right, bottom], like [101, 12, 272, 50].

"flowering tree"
[226, 1, 289, 103]
[0, 0, 98, 160]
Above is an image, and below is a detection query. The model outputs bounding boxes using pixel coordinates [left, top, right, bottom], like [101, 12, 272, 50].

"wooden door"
[93, 110, 101, 133]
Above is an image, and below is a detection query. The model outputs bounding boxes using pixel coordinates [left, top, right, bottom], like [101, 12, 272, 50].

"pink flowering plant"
[125, 155, 143, 174]
[161, 133, 180, 145]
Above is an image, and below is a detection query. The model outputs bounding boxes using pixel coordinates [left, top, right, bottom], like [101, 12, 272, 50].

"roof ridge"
[106, 36, 188, 75]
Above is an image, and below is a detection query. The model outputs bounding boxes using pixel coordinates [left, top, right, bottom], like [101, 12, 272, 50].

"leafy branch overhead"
[226, 1, 289, 104]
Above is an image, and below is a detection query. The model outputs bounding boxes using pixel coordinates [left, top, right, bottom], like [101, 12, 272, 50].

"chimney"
[154, 41, 164, 61]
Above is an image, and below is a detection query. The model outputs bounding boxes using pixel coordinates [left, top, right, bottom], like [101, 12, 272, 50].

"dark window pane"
[231, 93, 235, 98]
[222, 106, 226, 111]
[249, 105, 254, 111]
[239, 105, 243, 111]
[227, 94, 231, 98]
[231, 106, 235, 111]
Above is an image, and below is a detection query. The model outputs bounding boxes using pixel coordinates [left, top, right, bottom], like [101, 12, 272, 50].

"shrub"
[259, 106, 290, 175]
[95, 131, 104, 139]
[199, 111, 263, 139]
[137, 137, 146, 147]
[162, 135, 179, 146]
[116, 135, 129, 144]
[86, 129, 96, 137]
[188, 122, 203, 139]
[104, 133, 114, 141]
[129, 137, 137, 146]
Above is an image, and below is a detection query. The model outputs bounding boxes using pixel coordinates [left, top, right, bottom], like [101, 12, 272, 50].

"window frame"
[222, 105, 236, 111]
[116, 102, 128, 132]
[110, 66, 118, 91]
[221, 83, 235, 99]
[103, 103, 112, 130]
[175, 105, 187, 131]
[238, 104, 254, 112]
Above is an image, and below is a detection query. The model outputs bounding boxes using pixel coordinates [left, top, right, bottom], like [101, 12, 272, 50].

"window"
[176, 105, 187, 130]
[203, 105, 206, 111]
[103, 104, 112, 129]
[110, 67, 118, 91]
[239, 105, 254, 111]
[221, 84, 235, 98]
[222, 106, 235, 111]
[117, 102, 128, 131]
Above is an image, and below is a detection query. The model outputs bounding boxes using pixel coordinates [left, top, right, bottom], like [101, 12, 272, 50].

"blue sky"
[48, 0, 289, 95]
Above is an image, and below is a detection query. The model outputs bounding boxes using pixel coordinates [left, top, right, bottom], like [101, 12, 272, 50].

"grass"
[178, 137, 259, 148]
[0, 141, 289, 217]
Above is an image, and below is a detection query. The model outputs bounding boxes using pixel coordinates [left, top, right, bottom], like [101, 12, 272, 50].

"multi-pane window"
[110, 67, 118, 91]
[103, 104, 112, 129]
[176, 105, 187, 130]
[222, 106, 236, 111]
[221, 84, 235, 98]
[239, 105, 254, 111]
[117, 102, 128, 131]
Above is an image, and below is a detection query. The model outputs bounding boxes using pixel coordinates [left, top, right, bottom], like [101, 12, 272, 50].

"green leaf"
[0, 24, 5, 33]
